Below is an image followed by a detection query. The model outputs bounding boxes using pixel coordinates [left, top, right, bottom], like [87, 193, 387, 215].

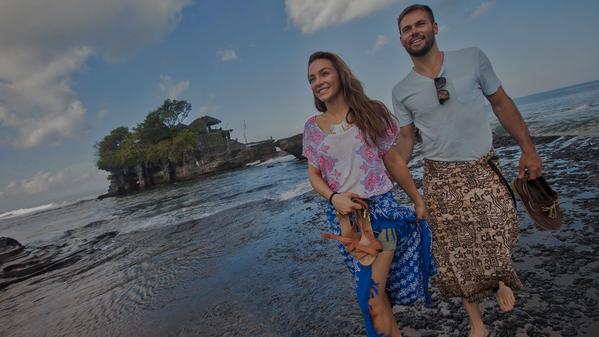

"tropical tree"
[169, 129, 199, 164]
[136, 99, 192, 143]
[158, 99, 192, 131]
[95, 126, 130, 170]
[95, 99, 199, 181]
[117, 133, 145, 168]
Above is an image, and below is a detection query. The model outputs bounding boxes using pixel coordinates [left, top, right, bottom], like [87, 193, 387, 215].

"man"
[392, 4, 542, 337]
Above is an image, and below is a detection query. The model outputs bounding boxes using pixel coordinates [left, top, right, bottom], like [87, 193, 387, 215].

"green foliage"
[143, 139, 171, 166]
[158, 99, 192, 130]
[189, 119, 208, 134]
[117, 133, 145, 167]
[135, 99, 192, 144]
[95, 126, 131, 170]
[135, 110, 170, 144]
[95, 99, 201, 172]
[169, 129, 198, 164]
[206, 132, 225, 147]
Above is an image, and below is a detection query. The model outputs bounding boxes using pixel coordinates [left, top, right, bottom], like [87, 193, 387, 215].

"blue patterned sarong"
[325, 190, 435, 337]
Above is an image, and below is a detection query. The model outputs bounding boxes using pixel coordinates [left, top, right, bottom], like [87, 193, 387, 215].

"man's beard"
[406, 33, 435, 57]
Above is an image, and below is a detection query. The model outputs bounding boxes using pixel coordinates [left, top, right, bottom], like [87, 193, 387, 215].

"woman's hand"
[414, 197, 429, 223]
[332, 192, 362, 215]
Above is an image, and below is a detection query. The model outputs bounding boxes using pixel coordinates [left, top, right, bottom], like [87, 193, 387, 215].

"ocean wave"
[256, 154, 297, 167]
[0, 194, 99, 220]
[560, 102, 599, 113]
[0, 202, 64, 220]
[245, 160, 261, 167]
[245, 155, 297, 168]
[266, 181, 312, 201]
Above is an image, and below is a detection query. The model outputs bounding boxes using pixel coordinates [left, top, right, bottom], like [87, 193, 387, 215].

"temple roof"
[196, 116, 221, 126]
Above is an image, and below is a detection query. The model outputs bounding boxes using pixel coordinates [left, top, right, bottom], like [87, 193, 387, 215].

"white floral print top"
[302, 115, 398, 198]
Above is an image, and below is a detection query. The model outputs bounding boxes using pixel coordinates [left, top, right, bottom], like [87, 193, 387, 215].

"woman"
[302, 51, 435, 337]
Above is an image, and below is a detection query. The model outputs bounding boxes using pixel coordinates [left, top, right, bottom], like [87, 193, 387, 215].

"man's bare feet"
[495, 281, 516, 312]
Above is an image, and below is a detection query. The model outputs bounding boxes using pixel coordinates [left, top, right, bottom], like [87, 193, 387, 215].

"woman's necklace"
[329, 111, 351, 135]
[330, 118, 351, 134]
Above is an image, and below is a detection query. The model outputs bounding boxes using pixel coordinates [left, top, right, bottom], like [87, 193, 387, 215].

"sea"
[0, 80, 598, 337]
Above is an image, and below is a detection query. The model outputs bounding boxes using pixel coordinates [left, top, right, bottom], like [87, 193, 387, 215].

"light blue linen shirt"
[392, 47, 501, 161]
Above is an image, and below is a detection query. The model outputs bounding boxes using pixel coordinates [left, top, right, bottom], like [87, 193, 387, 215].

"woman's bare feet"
[468, 326, 489, 337]
[495, 281, 516, 312]
[463, 300, 488, 337]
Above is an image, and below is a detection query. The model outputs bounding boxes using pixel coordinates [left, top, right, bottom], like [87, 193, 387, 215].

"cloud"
[371, 34, 390, 53]
[198, 94, 221, 116]
[0, 0, 192, 148]
[1, 170, 67, 197]
[96, 109, 110, 120]
[159, 75, 190, 99]
[0, 167, 105, 199]
[468, 1, 494, 20]
[218, 49, 238, 62]
[0, 47, 90, 147]
[285, 0, 399, 34]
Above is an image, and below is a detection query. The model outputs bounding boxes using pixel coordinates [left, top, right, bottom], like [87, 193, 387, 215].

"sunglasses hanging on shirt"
[434, 77, 450, 105]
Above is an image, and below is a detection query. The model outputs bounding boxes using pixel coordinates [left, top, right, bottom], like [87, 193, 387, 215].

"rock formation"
[99, 117, 278, 199]
[275, 133, 304, 160]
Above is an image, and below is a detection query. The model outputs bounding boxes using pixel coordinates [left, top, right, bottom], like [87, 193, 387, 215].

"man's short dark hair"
[397, 4, 435, 31]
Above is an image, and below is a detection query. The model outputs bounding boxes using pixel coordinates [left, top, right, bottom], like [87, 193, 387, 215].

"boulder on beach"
[0, 237, 24, 263]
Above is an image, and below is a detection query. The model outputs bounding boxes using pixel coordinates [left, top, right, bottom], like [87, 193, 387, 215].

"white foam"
[0, 193, 99, 220]
[570, 103, 593, 112]
[268, 181, 312, 201]
[0, 202, 62, 219]
[555, 136, 580, 151]
[245, 160, 261, 167]
[256, 154, 297, 166]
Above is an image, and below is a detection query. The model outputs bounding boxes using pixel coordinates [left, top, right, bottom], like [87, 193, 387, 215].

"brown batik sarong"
[423, 150, 522, 301]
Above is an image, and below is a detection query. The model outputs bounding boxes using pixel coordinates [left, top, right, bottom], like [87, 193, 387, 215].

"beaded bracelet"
[328, 191, 339, 205]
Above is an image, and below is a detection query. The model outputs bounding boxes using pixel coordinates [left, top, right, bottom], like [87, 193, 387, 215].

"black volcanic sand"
[1, 135, 598, 337]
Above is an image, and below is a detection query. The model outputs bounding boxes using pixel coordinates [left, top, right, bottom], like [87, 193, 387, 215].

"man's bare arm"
[394, 124, 416, 163]
[486, 86, 542, 179]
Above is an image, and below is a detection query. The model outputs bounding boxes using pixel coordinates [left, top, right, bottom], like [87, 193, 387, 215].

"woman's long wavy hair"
[308, 51, 397, 148]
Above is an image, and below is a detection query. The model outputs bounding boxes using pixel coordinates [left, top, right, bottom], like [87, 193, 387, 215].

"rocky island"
[96, 99, 280, 198]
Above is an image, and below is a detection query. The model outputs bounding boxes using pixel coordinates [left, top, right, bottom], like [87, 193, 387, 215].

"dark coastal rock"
[275, 133, 304, 160]
[99, 140, 279, 199]
[98, 113, 282, 198]
[0, 237, 24, 263]
[231, 140, 279, 165]
[0, 231, 118, 290]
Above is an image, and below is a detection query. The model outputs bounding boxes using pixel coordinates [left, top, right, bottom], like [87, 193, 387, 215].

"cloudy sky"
[1, 0, 598, 212]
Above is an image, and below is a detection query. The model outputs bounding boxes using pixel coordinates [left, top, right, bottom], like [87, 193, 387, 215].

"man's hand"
[487, 87, 541, 180]
[415, 199, 429, 223]
[519, 151, 542, 180]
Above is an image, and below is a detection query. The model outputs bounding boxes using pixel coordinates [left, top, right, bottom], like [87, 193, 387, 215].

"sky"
[1, 0, 598, 213]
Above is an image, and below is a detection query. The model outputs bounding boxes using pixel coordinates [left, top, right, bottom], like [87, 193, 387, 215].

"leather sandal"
[321, 198, 383, 266]
[512, 175, 562, 230]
